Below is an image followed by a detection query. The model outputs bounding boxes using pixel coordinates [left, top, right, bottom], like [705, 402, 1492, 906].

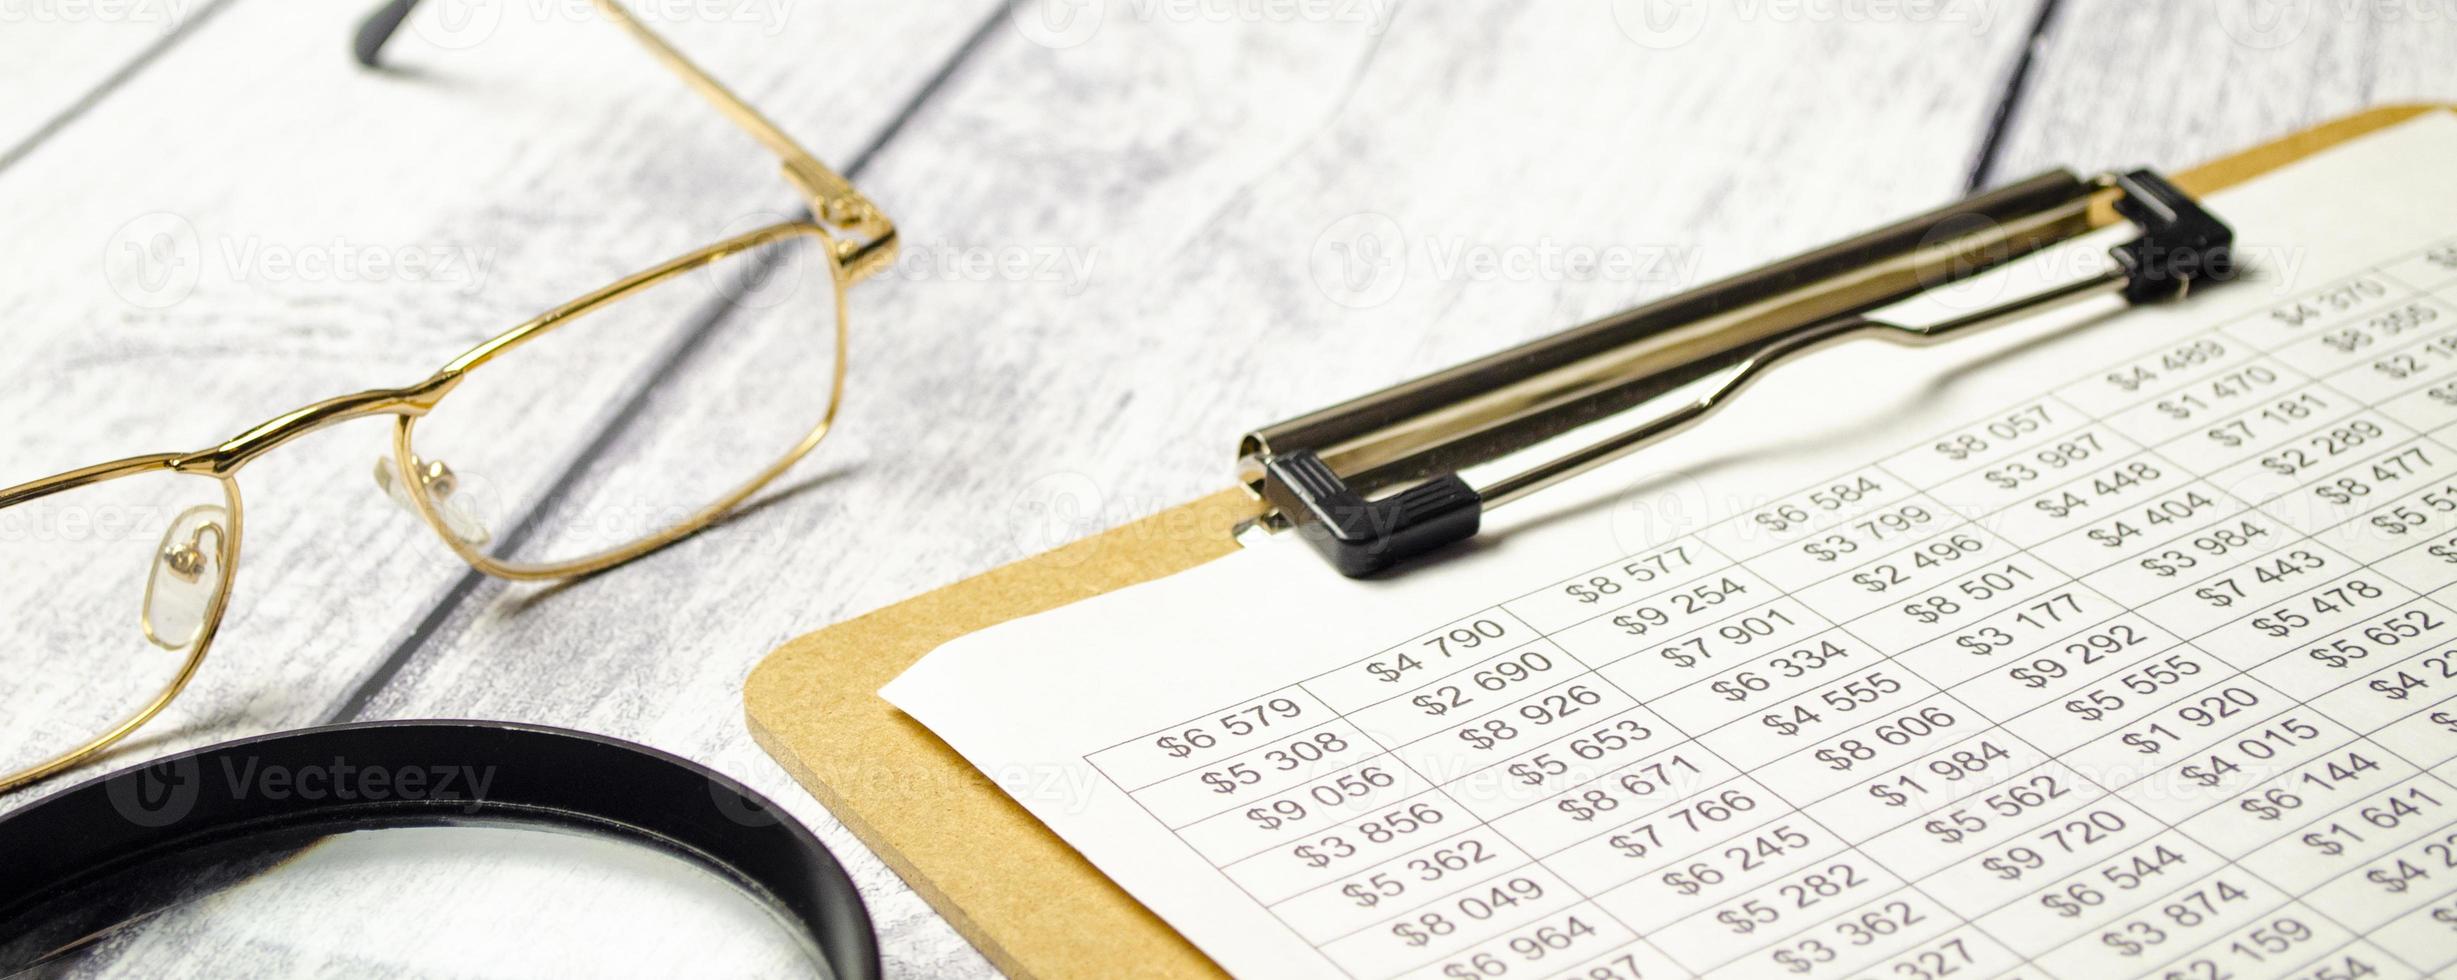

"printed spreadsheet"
[886, 115, 2457, 980]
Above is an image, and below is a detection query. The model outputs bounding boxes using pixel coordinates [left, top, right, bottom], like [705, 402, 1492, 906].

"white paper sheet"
[887, 113, 2457, 979]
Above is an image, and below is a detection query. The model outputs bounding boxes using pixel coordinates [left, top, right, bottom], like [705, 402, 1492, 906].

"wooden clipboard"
[743, 104, 2456, 980]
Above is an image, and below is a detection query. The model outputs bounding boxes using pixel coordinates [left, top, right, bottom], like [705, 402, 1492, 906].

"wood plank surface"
[0, 0, 1000, 794]
[1985, 0, 2457, 181]
[0, 0, 227, 167]
[3, 1, 2452, 977]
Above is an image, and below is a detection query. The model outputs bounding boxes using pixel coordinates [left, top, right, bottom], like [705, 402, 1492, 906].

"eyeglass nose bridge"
[174, 375, 460, 478]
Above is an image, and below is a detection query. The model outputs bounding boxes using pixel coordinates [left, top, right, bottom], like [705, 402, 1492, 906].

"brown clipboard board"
[744, 104, 2457, 979]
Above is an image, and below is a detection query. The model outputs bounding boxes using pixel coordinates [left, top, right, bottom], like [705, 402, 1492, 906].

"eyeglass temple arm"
[350, 0, 895, 275]
[350, 0, 422, 67]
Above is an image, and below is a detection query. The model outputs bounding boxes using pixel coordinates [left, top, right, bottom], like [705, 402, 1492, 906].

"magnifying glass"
[0, 721, 879, 978]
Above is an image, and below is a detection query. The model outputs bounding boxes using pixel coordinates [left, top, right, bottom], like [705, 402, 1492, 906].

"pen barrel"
[1241, 169, 2098, 496]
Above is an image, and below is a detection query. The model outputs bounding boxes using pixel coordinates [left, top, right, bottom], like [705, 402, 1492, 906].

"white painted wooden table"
[3, 1, 2453, 975]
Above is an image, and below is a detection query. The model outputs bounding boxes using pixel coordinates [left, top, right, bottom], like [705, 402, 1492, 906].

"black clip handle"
[2107, 169, 2235, 303]
[1260, 451, 1481, 577]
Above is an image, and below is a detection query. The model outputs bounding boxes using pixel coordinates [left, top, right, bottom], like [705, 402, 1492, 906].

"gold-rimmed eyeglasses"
[0, 0, 895, 794]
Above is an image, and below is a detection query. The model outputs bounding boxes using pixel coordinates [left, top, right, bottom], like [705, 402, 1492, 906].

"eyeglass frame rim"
[0, 465, 243, 796]
[0, 216, 847, 795]
[0, 0, 895, 793]
[399, 218, 855, 582]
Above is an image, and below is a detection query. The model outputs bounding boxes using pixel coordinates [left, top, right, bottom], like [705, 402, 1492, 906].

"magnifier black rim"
[0, 719, 880, 980]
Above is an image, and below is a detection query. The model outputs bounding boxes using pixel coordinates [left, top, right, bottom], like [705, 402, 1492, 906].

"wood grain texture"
[1985, 0, 2457, 182]
[4, 0, 2451, 976]
[0, 0, 222, 164]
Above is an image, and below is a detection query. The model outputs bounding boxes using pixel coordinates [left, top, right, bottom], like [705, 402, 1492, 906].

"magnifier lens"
[8, 822, 833, 978]
[0, 724, 877, 979]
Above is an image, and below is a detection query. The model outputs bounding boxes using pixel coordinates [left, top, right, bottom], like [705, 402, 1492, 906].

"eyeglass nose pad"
[375, 456, 494, 548]
[144, 504, 232, 651]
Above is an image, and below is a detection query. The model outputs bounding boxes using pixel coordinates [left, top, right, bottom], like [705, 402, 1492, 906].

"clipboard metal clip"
[1243, 168, 2234, 576]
